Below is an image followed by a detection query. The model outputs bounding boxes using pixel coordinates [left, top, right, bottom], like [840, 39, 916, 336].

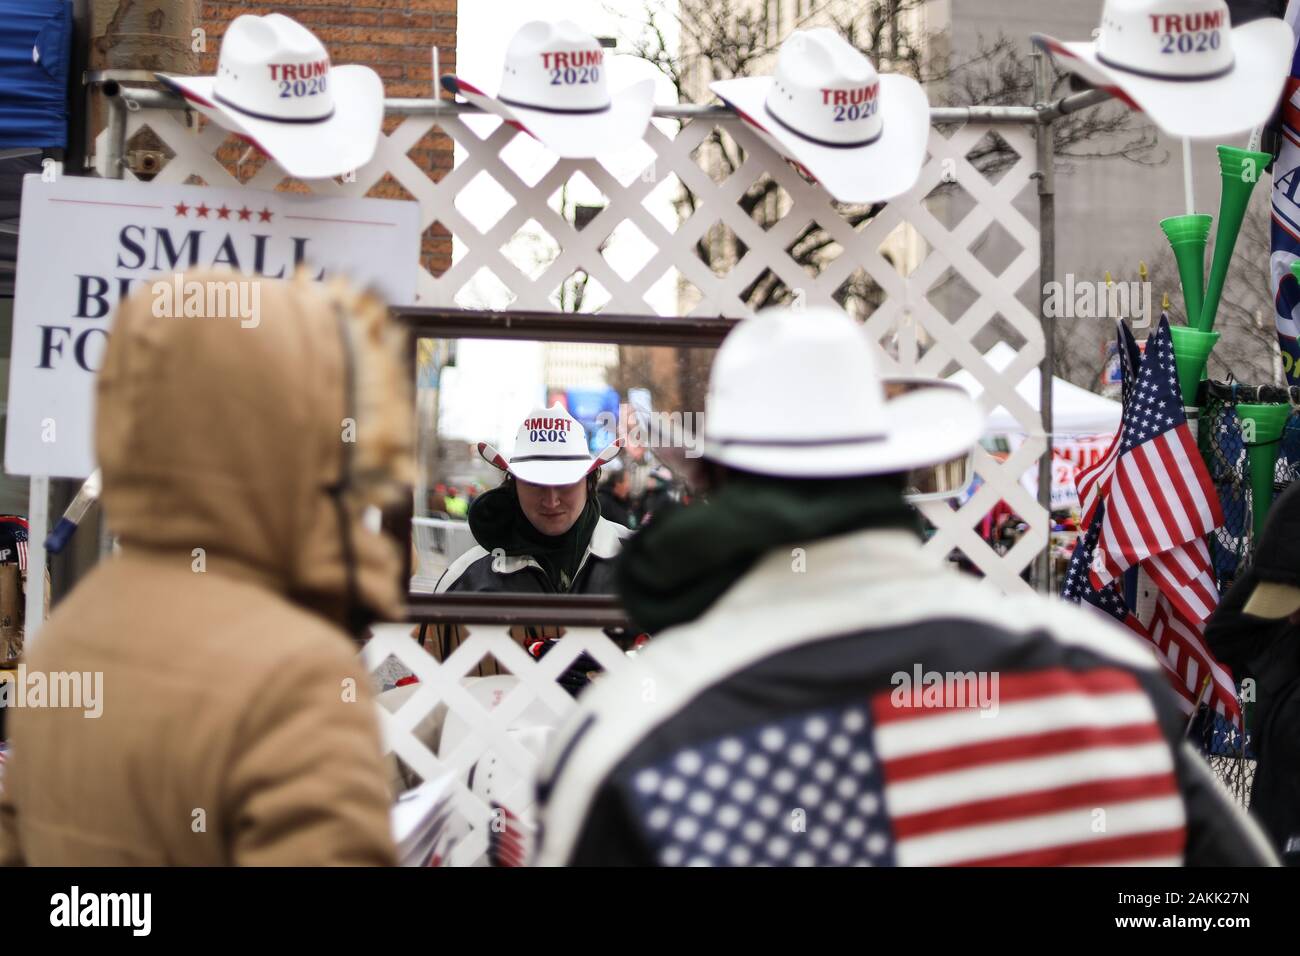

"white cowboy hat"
[478, 403, 622, 486]
[710, 28, 930, 204]
[157, 13, 384, 179]
[1032, 0, 1292, 139]
[702, 308, 984, 479]
[441, 20, 654, 159]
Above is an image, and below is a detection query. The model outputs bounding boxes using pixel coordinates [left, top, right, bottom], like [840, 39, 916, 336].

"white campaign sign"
[5, 175, 421, 478]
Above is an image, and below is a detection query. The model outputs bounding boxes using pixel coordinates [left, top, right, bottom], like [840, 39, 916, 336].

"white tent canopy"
[946, 341, 1121, 437]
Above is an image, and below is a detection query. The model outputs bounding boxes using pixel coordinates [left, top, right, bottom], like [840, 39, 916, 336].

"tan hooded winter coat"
[0, 271, 412, 866]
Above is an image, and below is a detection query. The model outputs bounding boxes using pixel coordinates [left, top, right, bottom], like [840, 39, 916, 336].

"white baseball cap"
[158, 13, 384, 179]
[1033, 0, 1292, 139]
[702, 308, 983, 479]
[478, 403, 622, 486]
[710, 28, 930, 204]
[442, 20, 655, 158]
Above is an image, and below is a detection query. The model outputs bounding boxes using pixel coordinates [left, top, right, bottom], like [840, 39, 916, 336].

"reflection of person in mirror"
[435, 403, 628, 595]
[596, 459, 635, 530]
[430, 405, 633, 688]
[636, 465, 678, 528]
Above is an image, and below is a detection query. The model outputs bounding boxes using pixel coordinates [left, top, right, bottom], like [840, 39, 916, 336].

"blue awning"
[0, 0, 72, 150]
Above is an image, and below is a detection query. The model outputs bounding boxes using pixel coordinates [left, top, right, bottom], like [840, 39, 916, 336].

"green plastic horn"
[1160, 214, 1212, 326]
[1198, 145, 1272, 332]
[1236, 402, 1290, 540]
[1168, 324, 1219, 408]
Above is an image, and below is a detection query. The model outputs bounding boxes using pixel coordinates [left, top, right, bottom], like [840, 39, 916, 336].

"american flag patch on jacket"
[625, 667, 1185, 866]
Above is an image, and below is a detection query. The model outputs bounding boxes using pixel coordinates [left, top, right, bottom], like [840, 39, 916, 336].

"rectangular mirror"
[395, 308, 735, 624]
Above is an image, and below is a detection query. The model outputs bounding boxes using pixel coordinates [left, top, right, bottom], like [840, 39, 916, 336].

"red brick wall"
[198, 1, 455, 277]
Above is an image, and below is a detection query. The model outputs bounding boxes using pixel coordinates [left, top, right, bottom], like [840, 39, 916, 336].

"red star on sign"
[173, 202, 189, 217]
[258, 207, 273, 223]
[216, 204, 231, 220]
[195, 203, 210, 218]
[237, 206, 252, 221]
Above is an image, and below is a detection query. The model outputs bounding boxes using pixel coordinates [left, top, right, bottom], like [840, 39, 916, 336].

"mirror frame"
[392, 306, 738, 624]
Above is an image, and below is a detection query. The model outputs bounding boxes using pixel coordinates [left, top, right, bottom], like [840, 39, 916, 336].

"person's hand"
[526, 637, 600, 695]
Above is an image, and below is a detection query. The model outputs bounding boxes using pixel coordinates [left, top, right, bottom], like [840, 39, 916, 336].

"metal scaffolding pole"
[1034, 55, 1061, 594]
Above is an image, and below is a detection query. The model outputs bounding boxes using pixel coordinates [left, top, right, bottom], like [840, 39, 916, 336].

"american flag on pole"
[1077, 320, 1143, 528]
[1062, 317, 1241, 727]
[1061, 500, 1146, 639]
[1089, 315, 1223, 590]
[1060, 499, 1203, 718]
[1148, 593, 1243, 727]
[0, 517, 28, 574]
[1142, 536, 1219, 624]
[487, 802, 534, 868]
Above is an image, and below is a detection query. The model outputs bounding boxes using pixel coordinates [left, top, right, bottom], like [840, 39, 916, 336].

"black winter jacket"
[1205, 570, 1300, 864]
[435, 517, 629, 595]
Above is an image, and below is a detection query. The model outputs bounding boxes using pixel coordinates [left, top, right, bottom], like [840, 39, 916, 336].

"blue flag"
[1269, 3, 1300, 383]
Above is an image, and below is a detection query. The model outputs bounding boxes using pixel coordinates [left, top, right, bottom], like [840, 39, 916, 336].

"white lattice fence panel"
[102, 101, 1049, 859]
[364, 622, 638, 866]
